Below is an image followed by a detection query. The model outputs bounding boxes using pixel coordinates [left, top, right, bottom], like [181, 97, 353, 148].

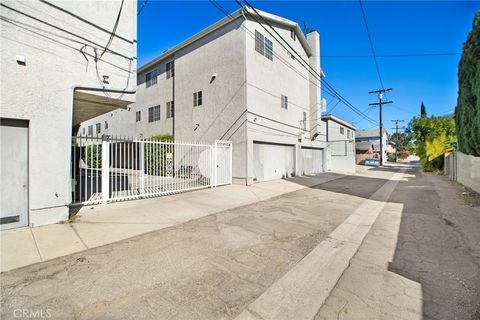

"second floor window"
[281, 95, 288, 109]
[95, 123, 101, 134]
[136, 111, 141, 122]
[166, 61, 175, 79]
[255, 30, 273, 61]
[88, 125, 93, 136]
[291, 30, 296, 41]
[167, 101, 174, 118]
[347, 129, 351, 139]
[146, 69, 157, 88]
[193, 91, 202, 107]
[148, 105, 161, 122]
[340, 127, 345, 135]
[104, 121, 108, 130]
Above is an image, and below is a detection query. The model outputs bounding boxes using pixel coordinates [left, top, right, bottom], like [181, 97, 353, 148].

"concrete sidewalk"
[0, 173, 342, 272]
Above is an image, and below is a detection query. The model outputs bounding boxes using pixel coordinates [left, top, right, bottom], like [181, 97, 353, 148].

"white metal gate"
[71, 135, 232, 206]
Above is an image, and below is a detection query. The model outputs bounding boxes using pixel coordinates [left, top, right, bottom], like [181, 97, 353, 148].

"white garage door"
[301, 147, 324, 175]
[253, 142, 295, 182]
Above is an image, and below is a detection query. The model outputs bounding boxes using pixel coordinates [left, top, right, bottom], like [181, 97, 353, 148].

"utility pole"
[390, 119, 404, 162]
[368, 88, 393, 165]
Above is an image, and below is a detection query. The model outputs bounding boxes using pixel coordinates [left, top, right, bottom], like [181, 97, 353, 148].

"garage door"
[253, 142, 295, 182]
[301, 147, 324, 175]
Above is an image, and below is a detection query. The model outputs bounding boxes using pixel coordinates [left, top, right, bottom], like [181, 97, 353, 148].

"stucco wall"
[457, 152, 480, 194]
[1, 0, 136, 226]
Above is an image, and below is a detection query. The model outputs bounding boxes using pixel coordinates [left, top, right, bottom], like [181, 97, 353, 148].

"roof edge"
[321, 114, 357, 130]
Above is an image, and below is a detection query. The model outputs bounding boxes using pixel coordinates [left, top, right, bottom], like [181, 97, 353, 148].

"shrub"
[85, 144, 102, 168]
[144, 134, 174, 176]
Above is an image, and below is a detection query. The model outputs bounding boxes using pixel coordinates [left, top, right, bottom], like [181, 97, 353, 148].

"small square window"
[148, 105, 161, 122]
[146, 69, 157, 88]
[193, 91, 203, 107]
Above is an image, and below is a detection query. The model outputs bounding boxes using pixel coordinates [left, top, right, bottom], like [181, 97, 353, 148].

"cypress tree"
[420, 101, 427, 118]
[455, 11, 480, 156]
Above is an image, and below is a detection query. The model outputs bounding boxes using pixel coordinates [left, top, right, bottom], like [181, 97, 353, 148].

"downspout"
[241, 8, 249, 185]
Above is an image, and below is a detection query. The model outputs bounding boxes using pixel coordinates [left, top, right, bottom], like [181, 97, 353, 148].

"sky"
[137, 1, 479, 131]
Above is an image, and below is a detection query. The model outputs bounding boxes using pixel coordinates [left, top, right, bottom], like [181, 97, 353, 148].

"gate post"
[101, 135, 110, 204]
[214, 142, 218, 187]
[140, 140, 145, 196]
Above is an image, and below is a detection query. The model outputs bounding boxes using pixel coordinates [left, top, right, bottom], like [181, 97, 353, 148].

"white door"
[301, 148, 324, 175]
[1, 119, 29, 230]
[253, 142, 295, 182]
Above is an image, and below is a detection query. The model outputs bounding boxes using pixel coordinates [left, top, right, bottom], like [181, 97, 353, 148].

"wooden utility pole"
[368, 88, 393, 165]
[390, 119, 405, 162]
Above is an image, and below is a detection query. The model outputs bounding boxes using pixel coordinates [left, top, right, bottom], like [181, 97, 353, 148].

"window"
[255, 30, 273, 61]
[136, 110, 141, 122]
[347, 129, 351, 139]
[303, 112, 307, 130]
[290, 30, 296, 41]
[166, 61, 175, 79]
[193, 91, 203, 107]
[340, 127, 345, 135]
[167, 101, 174, 118]
[88, 125, 93, 136]
[104, 121, 108, 130]
[82, 127, 85, 134]
[281, 94, 288, 109]
[146, 69, 157, 88]
[148, 105, 161, 122]
[95, 123, 101, 134]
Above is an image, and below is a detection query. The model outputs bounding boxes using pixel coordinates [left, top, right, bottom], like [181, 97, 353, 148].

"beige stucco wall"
[0, 0, 136, 226]
[457, 152, 480, 194]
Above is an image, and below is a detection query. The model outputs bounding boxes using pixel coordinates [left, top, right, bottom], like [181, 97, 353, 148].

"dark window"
[82, 127, 85, 134]
[291, 30, 296, 41]
[166, 61, 175, 79]
[136, 111, 141, 122]
[104, 121, 108, 129]
[347, 129, 351, 138]
[148, 105, 161, 122]
[146, 69, 157, 88]
[95, 123, 101, 134]
[255, 30, 274, 61]
[88, 125, 93, 135]
[340, 127, 345, 135]
[281, 95, 288, 109]
[167, 101, 174, 118]
[193, 91, 203, 107]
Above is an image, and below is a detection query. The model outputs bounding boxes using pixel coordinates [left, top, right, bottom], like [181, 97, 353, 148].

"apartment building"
[80, 7, 356, 183]
[0, 0, 136, 229]
[322, 115, 356, 173]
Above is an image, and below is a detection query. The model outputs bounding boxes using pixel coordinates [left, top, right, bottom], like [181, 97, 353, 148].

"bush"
[144, 134, 174, 176]
[85, 144, 102, 168]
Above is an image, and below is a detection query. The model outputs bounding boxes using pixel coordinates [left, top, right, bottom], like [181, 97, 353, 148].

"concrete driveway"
[1, 165, 479, 320]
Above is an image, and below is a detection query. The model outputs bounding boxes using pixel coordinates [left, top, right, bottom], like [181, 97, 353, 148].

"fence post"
[101, 135, 110, 204]
[214, 142, 218, 187]
[229, 142, 233, 184]
[140, 140, 145, 196]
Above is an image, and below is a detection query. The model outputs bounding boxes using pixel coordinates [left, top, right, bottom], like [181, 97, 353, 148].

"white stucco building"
[0, 0, 137, 229]
[80, 7, 355, 185]
[322, 115, 356, 173]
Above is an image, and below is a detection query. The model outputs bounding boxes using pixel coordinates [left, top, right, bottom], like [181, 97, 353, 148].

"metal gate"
[71, 135, 232, 206]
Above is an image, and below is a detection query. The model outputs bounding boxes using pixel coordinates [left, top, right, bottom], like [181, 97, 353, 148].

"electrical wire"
[137, 0, 149, 16]
[97, 0, 124, 61]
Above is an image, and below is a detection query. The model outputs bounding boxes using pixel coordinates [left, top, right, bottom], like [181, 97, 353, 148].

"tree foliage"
[390, 132, 410, 152]
[144, 134, 174, 176]
[408, 110, 457, 171]
[420, 101, 427, 118]
[455, 11, 480, 156]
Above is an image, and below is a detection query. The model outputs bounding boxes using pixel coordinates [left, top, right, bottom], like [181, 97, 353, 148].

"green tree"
[455, 11, 480, 156]
[420, 101, 427, 118]
[408, 115, 457, 171]
[390, 132, 410, 152]
[85, 144, 102, 168]
[144, 134, 174, 176]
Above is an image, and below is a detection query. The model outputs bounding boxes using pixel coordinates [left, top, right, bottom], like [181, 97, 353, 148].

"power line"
[97, 0, 124, 61]
[137, 0, 149, 16]
[323, 52, 461, 58]
[359, 0, 384, 89]
[238, 0, 378, 125]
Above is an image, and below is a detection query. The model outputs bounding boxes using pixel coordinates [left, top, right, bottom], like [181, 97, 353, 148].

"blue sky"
[137, 1, 479, 131]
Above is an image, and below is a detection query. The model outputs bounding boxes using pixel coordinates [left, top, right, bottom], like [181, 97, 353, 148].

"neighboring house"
[0, 0, 136, 229]
[80, 7, 332, 184]
[355, 128, 389, 164]
[355, 141, 376, 165]
[321, 115, 356, 173]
